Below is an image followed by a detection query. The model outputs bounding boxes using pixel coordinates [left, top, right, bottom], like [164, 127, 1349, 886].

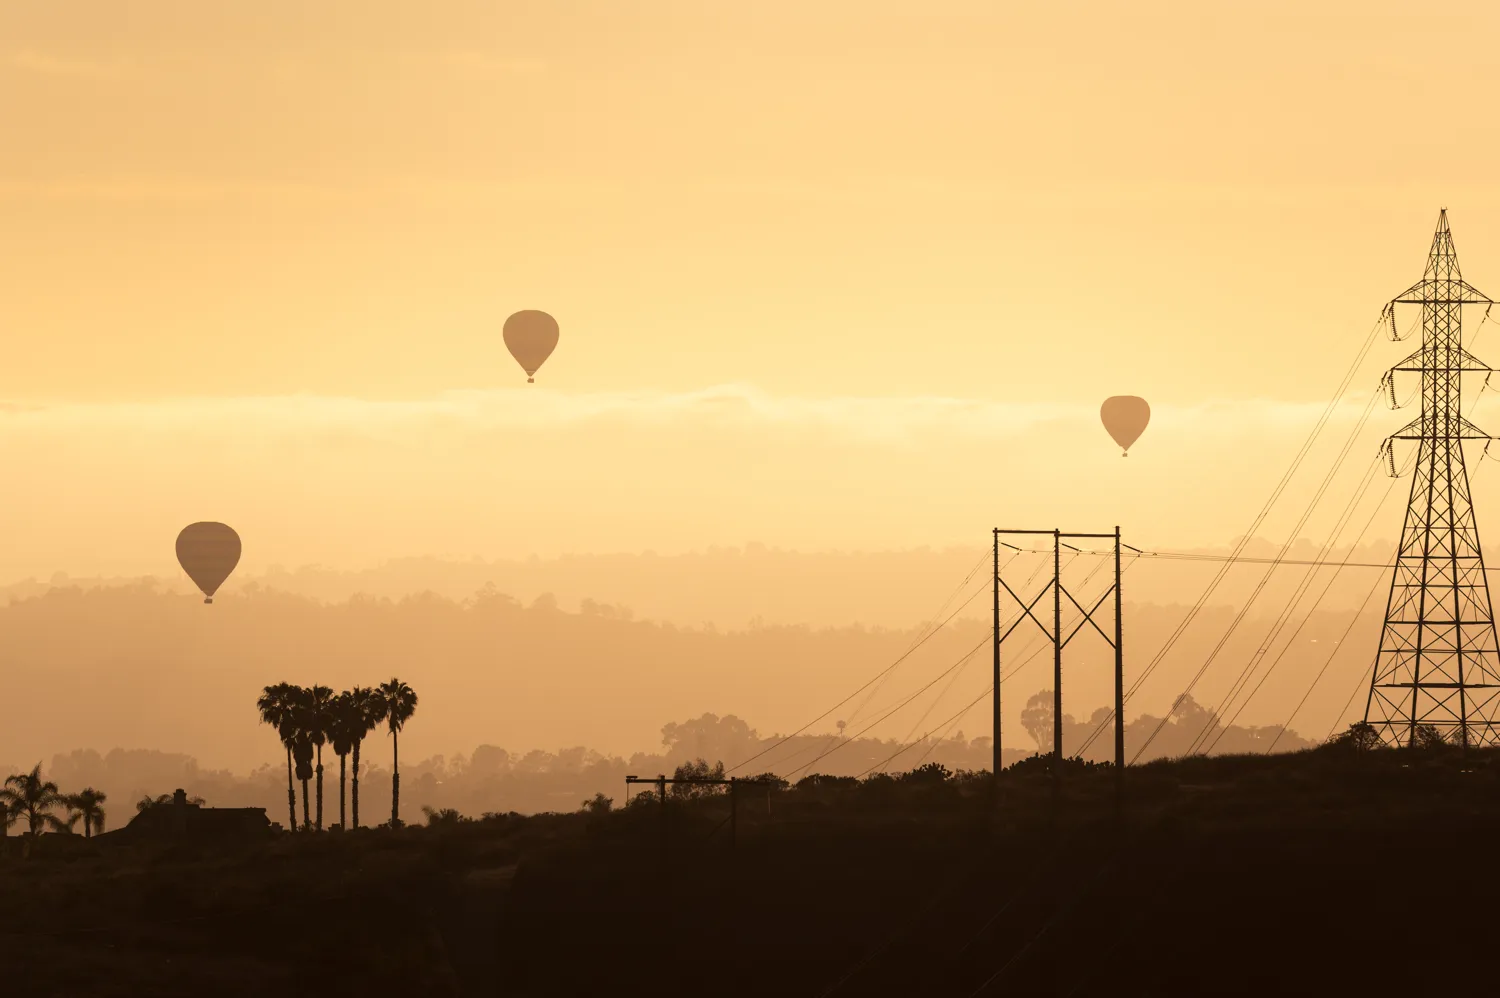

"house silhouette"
[103, 788, 276, 842]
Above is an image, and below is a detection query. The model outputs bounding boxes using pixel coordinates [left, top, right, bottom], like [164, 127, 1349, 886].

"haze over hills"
[0, 536, 1428, 629]
[0, 540, 1380, 822]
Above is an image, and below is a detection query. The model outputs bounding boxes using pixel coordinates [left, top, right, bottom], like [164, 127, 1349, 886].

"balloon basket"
[204, 598, 213, 604]
[527, 377, 534, 383]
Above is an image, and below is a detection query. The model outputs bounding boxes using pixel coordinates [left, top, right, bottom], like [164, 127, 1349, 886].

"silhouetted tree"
[582, 793, 612, 814]
[662, 714, 760, 768]
[1412, 723, 1448, 751]
[256, 682, 301, 831]
[900, 762, 951, 784]
[747, 773, 791, 792]
[1021, 691, 1055, 754]
[670, 758, 726, 799]
[137, 791, 203, 812]
[301, 684, 335, 831]
[292, 732, 314, 831]
[0, 764, 68, 838]
[1329, 721, 1384, 752]
[63, 787, 107, 838]
[327, 691, 361, 830]
[348, 685, 382, 829]
[376, 677, 418, 827]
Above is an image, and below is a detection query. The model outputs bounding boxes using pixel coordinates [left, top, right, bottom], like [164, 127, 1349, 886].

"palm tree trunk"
[315, 744, 324, 832]
[351, 740, 361, 829]
[284, 744, 296, 831]
[300, 779, 311, 831]
[84, 817, 91, 839]
[339, 753, 347, 831]
[391, 729, 400, 828]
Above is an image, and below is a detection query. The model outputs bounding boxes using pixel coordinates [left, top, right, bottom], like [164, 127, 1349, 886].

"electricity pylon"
[1366, 209, 1500, 748]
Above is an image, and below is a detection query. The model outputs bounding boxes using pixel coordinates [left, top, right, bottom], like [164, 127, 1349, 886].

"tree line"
[255, 679, 418, 831]
[0, 764, 108, 838]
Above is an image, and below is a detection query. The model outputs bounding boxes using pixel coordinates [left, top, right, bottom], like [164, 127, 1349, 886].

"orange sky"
[6, 2, 1500, 581]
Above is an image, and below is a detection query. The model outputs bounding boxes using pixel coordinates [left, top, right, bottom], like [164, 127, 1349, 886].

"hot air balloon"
[176, 522, 241, 604]
[503, 310, 559, 383]
[1100, 396, 1151, 456]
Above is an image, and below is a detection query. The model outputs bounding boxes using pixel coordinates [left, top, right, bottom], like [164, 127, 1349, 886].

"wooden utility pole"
[1053, 530, 1063, 792]
[992, 528, 1133, 809]
[993, 529, 1002, 779]
[624, 776, 770, 853]
[1114, 526, 1125, 814]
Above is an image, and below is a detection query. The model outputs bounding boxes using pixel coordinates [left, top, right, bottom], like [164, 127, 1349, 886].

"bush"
[421, 807, 466, 828]
[900, 762, 951, 785]
[1326, 722, 1384, 753]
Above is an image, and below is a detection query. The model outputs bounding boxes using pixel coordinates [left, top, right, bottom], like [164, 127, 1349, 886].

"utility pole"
[993, 528, 1002, 779]
[625, 776, 770, 853]
[993, 528, 1132, 800]
[1366, 209, 1500, 749]
[1053, 529, 1063, 767]
[1114, 525, 1125, 812]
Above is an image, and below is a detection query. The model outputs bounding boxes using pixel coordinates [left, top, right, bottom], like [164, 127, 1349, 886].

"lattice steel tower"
[1366, 209, 1500, 748]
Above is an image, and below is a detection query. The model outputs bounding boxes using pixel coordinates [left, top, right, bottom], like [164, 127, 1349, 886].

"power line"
[1272, 560, 1391, 753]
[1134, 387, 1385, 763]
[1189, 450, 1387, 755]
[726, 570, 995, 776]
[781, 635, 991, 780]
[1071, 311, 1387, 758]
[859, 686, 991, 779]
[1203, 471, 1399, 754]
[895, 551, 1102, 760]
[846, 549, 997, 729]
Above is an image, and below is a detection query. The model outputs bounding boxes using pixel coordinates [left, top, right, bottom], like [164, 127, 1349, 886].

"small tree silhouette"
[1411, 723, 1449, 751]
[0, 765, 68, 838]
[670, 759, 726, 799]
[1329, 721, 1384, 752]
[64, 788, 107, 838]
[900, 762, 951, 785]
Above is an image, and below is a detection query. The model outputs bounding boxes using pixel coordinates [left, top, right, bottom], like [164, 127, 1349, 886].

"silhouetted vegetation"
[0, 580, 1364, 798]
[255, 680, 418, 831]
[3, 740, 1500, 993]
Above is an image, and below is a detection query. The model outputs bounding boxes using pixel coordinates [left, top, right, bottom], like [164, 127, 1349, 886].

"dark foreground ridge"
[0, 738, 1493, 996]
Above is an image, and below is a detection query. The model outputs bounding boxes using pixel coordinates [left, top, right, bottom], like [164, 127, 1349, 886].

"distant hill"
[0, 574, 1344, 822]
[0, 536, 1420, 631]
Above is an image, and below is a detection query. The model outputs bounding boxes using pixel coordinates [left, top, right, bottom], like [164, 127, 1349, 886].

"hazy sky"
[6, 1, 1500, 579]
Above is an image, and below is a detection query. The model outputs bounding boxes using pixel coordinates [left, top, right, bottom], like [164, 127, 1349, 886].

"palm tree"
[292, 731, 315, 831]
[348, 685, 384, 829]
[326, 691, 361, 830]
[0, 764, 68, 837]
[137, 792, 202, 813]
[256, 682, 301, 831]
[376, 678, 418, 827]
[63, 788, 107, 838]
[302, 684, 335, 831]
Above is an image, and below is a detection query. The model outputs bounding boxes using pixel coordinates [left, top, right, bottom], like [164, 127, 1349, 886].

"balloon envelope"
[1100, 396, 1151, 455]
[503, 310, 559, 383]
[176, 522, 241, 604]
